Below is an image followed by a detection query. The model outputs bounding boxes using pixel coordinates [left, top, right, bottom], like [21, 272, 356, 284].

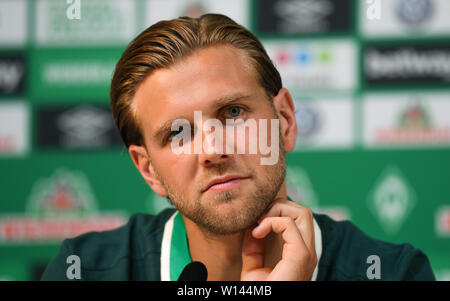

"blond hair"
[110, 14, 282, 148]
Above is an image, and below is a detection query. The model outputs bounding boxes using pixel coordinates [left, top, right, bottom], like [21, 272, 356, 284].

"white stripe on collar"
[160, 211, 177, 281]
[311, 217, 322, 281]
[160, 210, 323, 281]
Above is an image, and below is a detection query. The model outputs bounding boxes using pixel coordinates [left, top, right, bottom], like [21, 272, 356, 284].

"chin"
[200, 203, 265, 235]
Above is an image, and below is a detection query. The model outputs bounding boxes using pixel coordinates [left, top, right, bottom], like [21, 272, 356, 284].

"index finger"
[259, 202, 316, 257]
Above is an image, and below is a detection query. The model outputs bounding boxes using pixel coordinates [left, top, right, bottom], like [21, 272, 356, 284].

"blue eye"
[167, 129, 183, 142]
[227, 106, 242, 118]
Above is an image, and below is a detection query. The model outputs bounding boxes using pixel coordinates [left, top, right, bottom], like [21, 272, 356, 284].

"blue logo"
[295, 103, 321, 141]
[297, 49, 312, 65]
[397, 0, 433, 26]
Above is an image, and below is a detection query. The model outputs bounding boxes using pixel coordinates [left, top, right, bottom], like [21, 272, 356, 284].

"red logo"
[0, 169, 126, 243]
[436, 207, 450, 237]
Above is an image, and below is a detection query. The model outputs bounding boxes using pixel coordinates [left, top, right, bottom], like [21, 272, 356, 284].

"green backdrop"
[0, 0, 449, 280]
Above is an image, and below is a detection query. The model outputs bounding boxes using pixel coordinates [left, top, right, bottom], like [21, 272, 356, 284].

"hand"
[240, 199, 317, 281]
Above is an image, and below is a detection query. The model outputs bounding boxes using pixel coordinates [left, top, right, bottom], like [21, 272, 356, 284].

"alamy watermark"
[66, 0, 81, 20]
[366, 255, 381, 280]
[366, 0, 381, 20]
[170, 111, 280, 166]
[66, 255, 81, 280]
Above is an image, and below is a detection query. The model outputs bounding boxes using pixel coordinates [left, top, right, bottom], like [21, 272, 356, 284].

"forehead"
[133, 44, 263, 138]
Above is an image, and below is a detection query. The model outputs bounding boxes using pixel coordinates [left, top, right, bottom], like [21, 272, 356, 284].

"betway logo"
[0, 60, 24, 93]
[366, 48, 450, 81]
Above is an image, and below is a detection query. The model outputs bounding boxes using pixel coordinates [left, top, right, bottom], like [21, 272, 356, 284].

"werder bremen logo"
[367, 166, 417, 235]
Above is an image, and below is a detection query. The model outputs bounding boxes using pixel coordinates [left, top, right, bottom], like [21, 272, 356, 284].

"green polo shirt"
[41, 208, 435, 281]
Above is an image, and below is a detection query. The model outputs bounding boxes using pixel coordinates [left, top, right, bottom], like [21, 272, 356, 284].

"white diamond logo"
[367, 166, 416, 235]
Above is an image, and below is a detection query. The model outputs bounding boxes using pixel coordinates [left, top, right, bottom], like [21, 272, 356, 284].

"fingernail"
[252, 225, 260, 236]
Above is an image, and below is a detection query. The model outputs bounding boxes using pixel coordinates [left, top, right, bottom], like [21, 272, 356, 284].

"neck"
[183, 217, 244, 281]
[183, 182, 287, 281]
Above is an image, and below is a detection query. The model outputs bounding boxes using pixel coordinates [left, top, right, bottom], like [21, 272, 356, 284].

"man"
[41, 14, 435, 281]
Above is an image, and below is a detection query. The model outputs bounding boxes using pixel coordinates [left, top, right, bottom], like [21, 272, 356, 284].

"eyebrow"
[152, 93, 250, 142]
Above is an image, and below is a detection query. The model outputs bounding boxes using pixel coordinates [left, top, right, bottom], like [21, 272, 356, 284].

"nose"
[196, 119, 231, 167]
[199, 152, 230, 167]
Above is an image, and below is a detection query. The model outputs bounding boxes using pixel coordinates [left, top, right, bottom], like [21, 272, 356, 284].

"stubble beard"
[153, 148, 286, 237]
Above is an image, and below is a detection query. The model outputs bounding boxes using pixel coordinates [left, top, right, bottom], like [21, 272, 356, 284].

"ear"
[128, 144, 168, 197]
[272, 88, 298, 153]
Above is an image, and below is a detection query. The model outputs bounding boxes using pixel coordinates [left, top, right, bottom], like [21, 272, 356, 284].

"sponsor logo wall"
[0, 55, 26, 95]
[145, 0, 250, 29]
[363, 93, 450, 147]
[361, 0, 450, 38]
[36, 105, 122, 149]
[255, 0, 353, 35]
[0, 169, 126, 243]
[264, 39, 358, 93]
[0, 0, 448, 280]
[364, 43, 450, 87]
[0, 102, 29, 155]
[0, 0, 28, 47]
[366, 166, 417, 235]
[35, 0, 137, 46]
[293, 97, 355, 149]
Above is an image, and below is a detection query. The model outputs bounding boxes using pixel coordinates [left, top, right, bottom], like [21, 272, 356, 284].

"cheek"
[237, 153, 260, 172]
[154, 151, 197, 186]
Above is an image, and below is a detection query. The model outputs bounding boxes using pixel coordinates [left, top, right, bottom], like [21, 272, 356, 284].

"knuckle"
[300, 206, 314, 219]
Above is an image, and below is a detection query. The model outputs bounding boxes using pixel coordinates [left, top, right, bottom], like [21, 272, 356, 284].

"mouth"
[202, 175, 250, 193]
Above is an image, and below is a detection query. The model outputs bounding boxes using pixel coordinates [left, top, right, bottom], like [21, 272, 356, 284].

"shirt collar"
[160, 211, 191, 281]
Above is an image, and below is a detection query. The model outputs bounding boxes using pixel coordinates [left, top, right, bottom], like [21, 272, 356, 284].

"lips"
[202, 175, 249, 193]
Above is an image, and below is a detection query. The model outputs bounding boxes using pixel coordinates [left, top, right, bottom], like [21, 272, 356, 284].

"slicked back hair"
[110, 14, 282, 148]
